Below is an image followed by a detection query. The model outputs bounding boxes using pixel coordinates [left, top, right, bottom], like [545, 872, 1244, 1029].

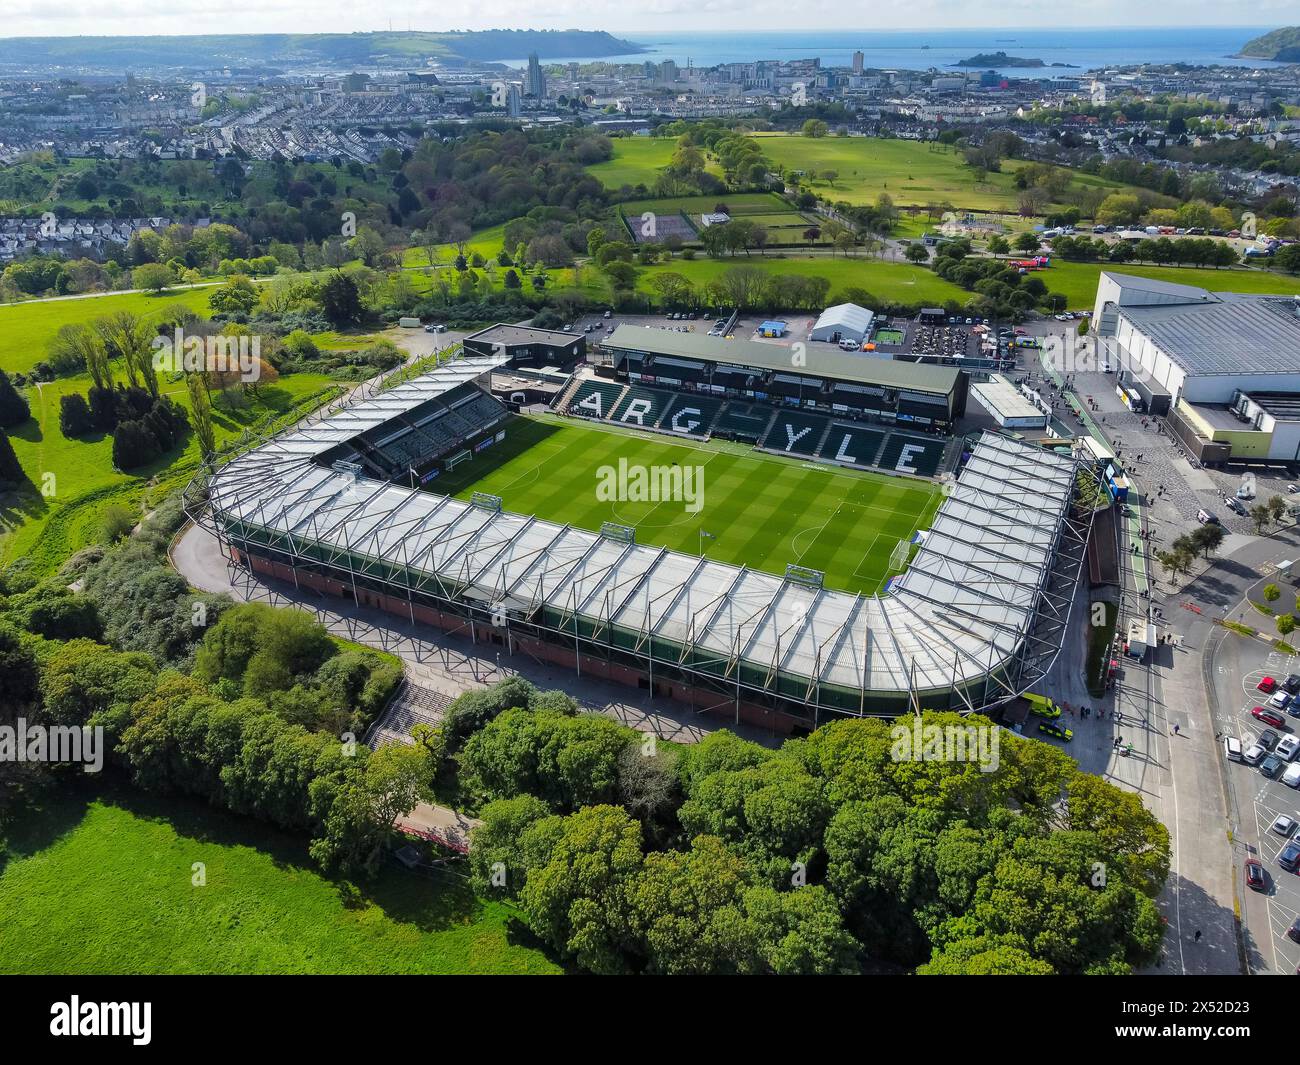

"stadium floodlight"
[783, 564, 824, 589]
[600, 522, 636, 544]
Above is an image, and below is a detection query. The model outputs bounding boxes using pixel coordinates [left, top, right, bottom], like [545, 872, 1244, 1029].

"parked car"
[1288, 916, 1300, 943]
[1254, 706, 1288, 729]
[1246, 857, 1267, 890]
[1260, 729, 1282, 750]
[1274, 814, 1298, 837]
[1284, 674, 1300, 695]
[1284, 763, 1300, 788]
[1245, 743, 1266, 765]
[1226, 497, 1247, 516]
[1028, 700, 1060, 719]
[1037, 721, 1073, 742]
[1277, 735, 1300, 761]
[603, 310, 612, 318]
[1279, 840, 1300, 872]
[1270, 691, 1293, 713]
[1259, 676, 1279, 694]
[1263, 754, 1285, 778]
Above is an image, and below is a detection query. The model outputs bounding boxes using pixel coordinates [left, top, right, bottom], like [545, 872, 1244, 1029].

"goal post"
[888, 538, 910, 572]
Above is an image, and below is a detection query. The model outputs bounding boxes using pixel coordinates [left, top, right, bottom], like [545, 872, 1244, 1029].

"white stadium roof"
[194, 359, 1086, 715]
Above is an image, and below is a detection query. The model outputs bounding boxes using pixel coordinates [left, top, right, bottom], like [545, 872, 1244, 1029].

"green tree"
[1278, 614, 1296, 638]
[904, 242, 929, 263]
[132, 262, 175, 293]
[0, 427, 27, 487]
[0, 370, 31, 428]
[1264, 584, 1281, 604]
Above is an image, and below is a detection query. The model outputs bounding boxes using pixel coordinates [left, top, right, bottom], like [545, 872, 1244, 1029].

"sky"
[0, 0, 1290, 39]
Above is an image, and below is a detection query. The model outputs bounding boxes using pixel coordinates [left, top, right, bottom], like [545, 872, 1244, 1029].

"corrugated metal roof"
[603, 324, 960, 395]
[1120, 296, 1300, 376]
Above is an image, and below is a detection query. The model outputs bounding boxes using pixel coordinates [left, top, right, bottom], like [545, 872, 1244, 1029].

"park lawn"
[0, 287, 218, 376]
[434, 415, 942, 596]
[1, 370, 339, 576]
[0, 788, 559, 975]
[1041, 260, 1300, 309]
[588, 137, 726, 191]
[629, 255, 970, 305]
[752, 134, 1134, 215]
[753, 134, 1027, 210]
[401, 222, 509, 270]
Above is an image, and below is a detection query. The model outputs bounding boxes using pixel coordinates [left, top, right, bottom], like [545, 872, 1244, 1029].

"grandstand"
[318, 375, 508, 484]
[189, 350, 1095, 730]
[763, 410, 829, 457]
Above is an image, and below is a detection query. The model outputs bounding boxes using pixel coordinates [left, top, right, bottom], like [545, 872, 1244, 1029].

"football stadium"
[185, 340, 1096, 732]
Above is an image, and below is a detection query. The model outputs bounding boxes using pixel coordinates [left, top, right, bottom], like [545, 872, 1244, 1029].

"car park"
[1037, 721, 1073, 742]
[1245, 743, 1266, 765]
[1274, 815, 1298, 837]
[1260, 676, 1279, 694]
[1263, 754, 1285, 779]
[1277, 735, 1300, 761]
[1247, 858, 1267, 890]
[1280, 840, 1300, 872]
[1254, 706, 1288, 729]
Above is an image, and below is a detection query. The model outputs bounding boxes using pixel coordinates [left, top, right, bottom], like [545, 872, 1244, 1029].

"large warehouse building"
[186, 357, 1092, 731]
[1093, 272, 1300, 464]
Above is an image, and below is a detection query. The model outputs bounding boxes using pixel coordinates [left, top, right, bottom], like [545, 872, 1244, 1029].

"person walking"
[1194, 930, 1202, 943]
[1173, 723, 1180, 736]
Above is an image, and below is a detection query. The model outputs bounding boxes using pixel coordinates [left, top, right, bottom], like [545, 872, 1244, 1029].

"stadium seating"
[762, 410, 830, 457]
[447, 392, 507, 434]
[658, 393, 724, 436]
[712, 402, 773, 442]
[567, 379, 627, 421]
[877, 431, 949, 478]
[610, 386, 673, 428]
[820, 423, 887, 469]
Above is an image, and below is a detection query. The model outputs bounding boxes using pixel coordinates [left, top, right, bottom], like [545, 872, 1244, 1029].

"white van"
[1224, 735, 1243, 762]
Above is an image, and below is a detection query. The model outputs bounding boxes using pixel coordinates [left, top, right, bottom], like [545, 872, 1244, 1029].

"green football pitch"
[431, 415, 943, 596]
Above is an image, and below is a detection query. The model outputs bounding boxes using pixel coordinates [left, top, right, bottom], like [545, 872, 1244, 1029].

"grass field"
[631, 255, 969, 305]
[432, 415, 942, 595]
[750, 134, 1137, 216]
[1, 370, 339, 576]
[587, 137, 723, 190]
[1039, 260, 1300, 309]
[0, 287, 218, 376]
[0, 788, 559, 975]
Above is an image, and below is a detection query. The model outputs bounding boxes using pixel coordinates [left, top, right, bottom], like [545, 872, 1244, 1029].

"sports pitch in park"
[432, 416, 943, 596]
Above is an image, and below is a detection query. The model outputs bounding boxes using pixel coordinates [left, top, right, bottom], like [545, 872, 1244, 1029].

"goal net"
[888, 538, 910, 572]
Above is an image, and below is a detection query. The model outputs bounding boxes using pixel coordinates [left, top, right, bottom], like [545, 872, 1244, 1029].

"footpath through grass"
[432, 415, 941, 596]
[0, 788, 559, 975]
